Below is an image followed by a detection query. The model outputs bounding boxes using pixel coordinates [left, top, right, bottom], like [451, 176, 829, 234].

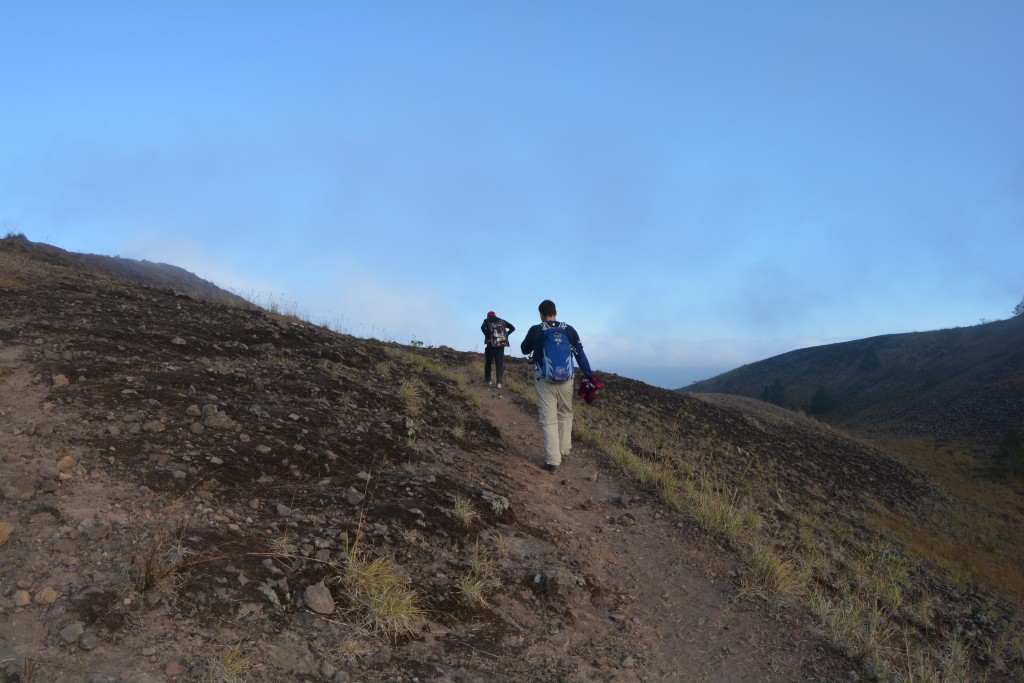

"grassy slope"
[686, 316, 1024, 450]
[497, 358, 1024, 680]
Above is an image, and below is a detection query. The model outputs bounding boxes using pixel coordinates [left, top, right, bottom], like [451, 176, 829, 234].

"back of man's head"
[539, 300, 557, 318]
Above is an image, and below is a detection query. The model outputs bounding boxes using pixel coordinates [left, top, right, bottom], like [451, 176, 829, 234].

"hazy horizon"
[3, 2, 1021, 388]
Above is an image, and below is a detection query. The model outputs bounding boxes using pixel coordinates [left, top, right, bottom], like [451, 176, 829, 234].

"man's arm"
[520, 325, 536, 356]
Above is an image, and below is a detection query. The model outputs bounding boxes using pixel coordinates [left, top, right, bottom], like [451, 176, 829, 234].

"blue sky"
[2, 1, 1022, 388]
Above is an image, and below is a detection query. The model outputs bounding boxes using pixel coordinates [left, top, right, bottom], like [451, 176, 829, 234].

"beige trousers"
[534, 378, 574, 466]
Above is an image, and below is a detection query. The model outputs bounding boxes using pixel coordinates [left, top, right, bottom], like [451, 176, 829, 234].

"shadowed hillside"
[0, 233, 250, 308]
[1, 236, 1022, 682]
[685, 318, 1024, 449]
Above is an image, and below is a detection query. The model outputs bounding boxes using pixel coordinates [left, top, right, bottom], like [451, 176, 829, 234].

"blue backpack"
[539, 322, 574, 382]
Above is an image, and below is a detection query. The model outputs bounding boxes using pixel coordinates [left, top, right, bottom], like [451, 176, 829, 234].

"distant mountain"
[0, 233, 249, 307]
[684, 316, 1024, 449]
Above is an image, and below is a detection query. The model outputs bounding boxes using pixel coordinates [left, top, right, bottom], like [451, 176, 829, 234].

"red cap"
[487, 311, 495, 317]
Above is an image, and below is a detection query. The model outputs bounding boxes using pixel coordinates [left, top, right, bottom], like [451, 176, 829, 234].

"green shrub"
[993, 428, 1024, 475]
[761, 378, 785, 405]
[808, 387, 836, 416]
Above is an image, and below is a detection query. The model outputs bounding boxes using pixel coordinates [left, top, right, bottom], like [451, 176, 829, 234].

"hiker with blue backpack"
[481, 311, 515, 388]
[520, 299, 600, 474]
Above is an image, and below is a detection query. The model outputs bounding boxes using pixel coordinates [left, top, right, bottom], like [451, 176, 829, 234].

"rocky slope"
[1, 238, 1020, 682]
[0, 234, 248, 307]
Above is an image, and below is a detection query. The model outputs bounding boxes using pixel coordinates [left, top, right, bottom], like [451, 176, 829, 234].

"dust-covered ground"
[2, 238, 1007, 682]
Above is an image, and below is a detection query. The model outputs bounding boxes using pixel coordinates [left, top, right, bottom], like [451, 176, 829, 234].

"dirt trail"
[454, 363, 847, 682]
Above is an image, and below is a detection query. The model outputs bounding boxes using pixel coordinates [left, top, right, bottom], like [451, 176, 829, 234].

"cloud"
[114, 235, 475, 352]
[107, 229, 859, 389]
[585, 332, 845, 389]
[300, 267, 462, 348]
[115, 230, 273, 297]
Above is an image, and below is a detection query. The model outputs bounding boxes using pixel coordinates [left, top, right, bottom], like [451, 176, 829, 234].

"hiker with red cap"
[481, 311, 515, 388]
[520, 299, 599, 474]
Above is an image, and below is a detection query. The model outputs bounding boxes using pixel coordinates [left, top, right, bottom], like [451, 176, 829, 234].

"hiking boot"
[487, 380, 493, 386]
[496, 382, 502, 389]
[542, 463, 558, 474]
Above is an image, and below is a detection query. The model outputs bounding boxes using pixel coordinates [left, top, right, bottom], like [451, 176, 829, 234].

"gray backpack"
[488, 319, 509, 347]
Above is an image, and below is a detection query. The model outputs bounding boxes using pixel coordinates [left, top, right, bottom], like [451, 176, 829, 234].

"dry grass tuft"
[459, 539, 502, 605]
[738, 544, 800, 604]
[451, 495, 479, 528]
[339, 536, 423, 641]
[398, 380, 422, 415]
[206, 644, 252, 683]
[691, 475, 748, 542]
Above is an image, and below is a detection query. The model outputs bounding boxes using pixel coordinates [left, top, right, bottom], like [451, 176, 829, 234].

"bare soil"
[0, 244, 858, 681]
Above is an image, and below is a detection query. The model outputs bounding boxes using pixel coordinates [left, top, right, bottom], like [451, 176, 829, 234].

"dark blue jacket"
[520, 320, 593, 377]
